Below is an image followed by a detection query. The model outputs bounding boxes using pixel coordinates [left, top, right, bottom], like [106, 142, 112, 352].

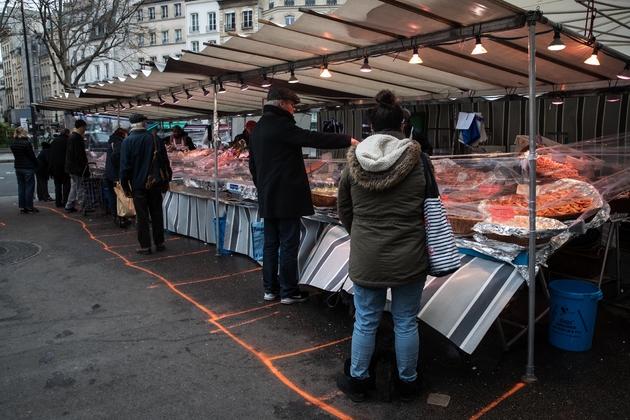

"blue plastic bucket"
[548, 280, 603, 351]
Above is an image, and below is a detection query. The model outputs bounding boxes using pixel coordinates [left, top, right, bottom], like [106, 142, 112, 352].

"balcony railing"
[305, 0, 316, 5]
[206, 25, 217, 32]
[224, 24, 236, 31]
[242, 22, 253, 29]
[284, 0, 294, 6]
[189, 26, 199, 33]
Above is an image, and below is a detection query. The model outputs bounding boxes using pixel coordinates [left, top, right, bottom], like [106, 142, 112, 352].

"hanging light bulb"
[118, 101, 126, 110]
[202, 86, 211, 97]
[128, 101, 135, 109]
[606, 94, 620, 103]
[218, 82, 226, 94]
[551, 96, 563, 105]
[617, 63, 630, 80]
[584, 48, 600, 65]
[548, 31, 566, 51]
[261, 74, 271, 88]
[360, 57, 372, 72]
[144, 96, 152, 106]
[171, 93, 180, 104]
[136, 99, 143, 108]
[471, 35, 487, 55]
[288, 70, 299, 83]
[320, 63, 332, 78]
[408, 47, 423, 64]
[239, 78, 249, 90]
[158, 95, 166, 106]
[186, 89, 194, 100]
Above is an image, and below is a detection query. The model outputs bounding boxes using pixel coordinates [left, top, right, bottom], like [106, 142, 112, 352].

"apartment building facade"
[260, 0, 345, 26]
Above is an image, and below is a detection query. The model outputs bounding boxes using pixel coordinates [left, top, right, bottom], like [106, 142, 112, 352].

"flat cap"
[129, 113, 148, 124]
[267, 87, 300, 104]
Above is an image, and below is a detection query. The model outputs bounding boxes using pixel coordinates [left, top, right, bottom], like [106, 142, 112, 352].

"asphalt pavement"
[1, 173, 629, 419]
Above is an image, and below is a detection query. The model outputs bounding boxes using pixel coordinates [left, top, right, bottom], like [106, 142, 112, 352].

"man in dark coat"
[120, 113, 171, 255]
[248, 87, 359, 305]
[35, 141, 53, 201]
[48, 128, 71, 208]
[65, 120, 90, 212]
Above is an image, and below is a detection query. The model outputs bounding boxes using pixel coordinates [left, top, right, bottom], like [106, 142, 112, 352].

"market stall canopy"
[35, 0, 630, 121]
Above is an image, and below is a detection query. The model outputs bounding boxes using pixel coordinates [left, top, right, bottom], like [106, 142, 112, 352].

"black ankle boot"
[337, 373, 371, 402]
[344, 357, 376, 390]
[394, 372, 429, 402]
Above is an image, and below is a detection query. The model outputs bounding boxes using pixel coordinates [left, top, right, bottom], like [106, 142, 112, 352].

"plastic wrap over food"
[473, 216, 568, 238]
[478, 178, 603, 222]
[456, 237, 524, 264]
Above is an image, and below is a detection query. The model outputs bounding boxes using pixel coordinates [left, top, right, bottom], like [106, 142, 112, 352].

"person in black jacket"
[248, 87, 359, 305]
[10, 126, 39, 214]
[104, 127, 129, 221]
[48, 128, 72, 208]
[165, 125, 196, 151]
[35, 141, 53, 201]
[403, 109, 433, 156]
[65, 119, 90, 213]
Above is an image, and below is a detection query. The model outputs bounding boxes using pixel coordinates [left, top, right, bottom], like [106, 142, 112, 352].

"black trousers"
[132, 187, 165, 249]
[53, 173, 71, 207]
[36, 174, 50, 200]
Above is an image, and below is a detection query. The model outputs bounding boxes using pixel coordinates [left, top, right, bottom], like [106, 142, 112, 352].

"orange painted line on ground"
[209, 311, 278, 333]
[133, 249, 210, 264]
[174, 267, 262, 286]
[268, 336, 352, 361]
[213, 301, 280, 320]
[0, 222, 5, 226]
[469, 382, 526, 420]
[95, 231, 138, 238]
[58, 209, 353, 420]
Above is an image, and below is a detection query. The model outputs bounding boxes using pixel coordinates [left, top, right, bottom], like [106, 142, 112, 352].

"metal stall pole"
[213, 82, 221, 256]
[523, 12, 539, 384]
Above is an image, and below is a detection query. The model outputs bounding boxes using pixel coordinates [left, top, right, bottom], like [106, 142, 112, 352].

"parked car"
[85, 131, 110, 152]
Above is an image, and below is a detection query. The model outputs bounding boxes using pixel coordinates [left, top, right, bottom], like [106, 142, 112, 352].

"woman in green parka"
[336, 89, 431, 402]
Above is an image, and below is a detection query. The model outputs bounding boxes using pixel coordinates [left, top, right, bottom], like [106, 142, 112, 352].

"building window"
[284, 0, 294, 6]
[175, 29, 182, 42]
[149, 56, 157, 62]
[162, 31, 169, 44]
[207, 12, 216, 32]
[161, 5, 168, 19]
[242, 10, 253, 29]
[326, 0, 337, 4]
[207, 40, 217, 45]
[105, 63, 109, 78]
[174, 3, 182, 17]
[285, 15, 295, 25]
[225, 12, 235, 31]
[305, 0, 316, 5]
[191, 13, 199, 32]
[269, 1, 274, 9]
[139, 57, 145, 63]
[137, 10, 143, 22]
[175, 54, 182, 58]
[149, 32, 156, 45]
[137, 34, 144, 46]
[162, 55, 170, 63]
[191, 41, 199, 53]
[95, 65, 100, 80]
[148, 7, 155, 20]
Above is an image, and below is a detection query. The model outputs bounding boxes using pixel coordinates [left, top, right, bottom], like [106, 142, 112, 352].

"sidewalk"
[0, 149, 14, 163]
[1, 197, 629, 419]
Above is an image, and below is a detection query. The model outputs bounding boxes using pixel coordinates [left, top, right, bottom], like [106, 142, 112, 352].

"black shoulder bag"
[146, 132, 173, 192]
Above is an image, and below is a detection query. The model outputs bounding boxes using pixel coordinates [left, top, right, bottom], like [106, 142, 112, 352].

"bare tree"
[0, 1, 18, 41]
[26, 0, 146, 89]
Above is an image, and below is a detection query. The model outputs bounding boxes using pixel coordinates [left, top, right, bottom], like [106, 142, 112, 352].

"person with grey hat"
[248, 87, 359, 305]
[120, 113, 171, 255]
[65, 119, 90, 213]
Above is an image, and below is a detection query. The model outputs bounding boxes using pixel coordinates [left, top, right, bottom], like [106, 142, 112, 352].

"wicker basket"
[449, 216, 484, 235]
[311, 193, 337, 208]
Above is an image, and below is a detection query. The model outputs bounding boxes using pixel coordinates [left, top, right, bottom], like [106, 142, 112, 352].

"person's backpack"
[146, 132, 173, 192]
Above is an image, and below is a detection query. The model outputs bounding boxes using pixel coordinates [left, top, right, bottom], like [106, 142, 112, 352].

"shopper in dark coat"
[248, 87, 358, 305]
[64, 120, 90, 212]
[336, 90, 430, 403]
[35, 141, 53, 201]
[120, 113, 170, 254]
[10, 126, 39, 213]
[104, 127, 129, 218]
[48, 128, 71, 208]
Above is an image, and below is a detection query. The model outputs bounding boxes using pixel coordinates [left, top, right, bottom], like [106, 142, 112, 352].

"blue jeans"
[351, 281, 425, 382]
[262, 217, 300, 298]
[16, 168, 35, 209]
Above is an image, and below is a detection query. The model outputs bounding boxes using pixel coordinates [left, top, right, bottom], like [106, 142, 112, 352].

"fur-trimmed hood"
[348, 133, 421, 191]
